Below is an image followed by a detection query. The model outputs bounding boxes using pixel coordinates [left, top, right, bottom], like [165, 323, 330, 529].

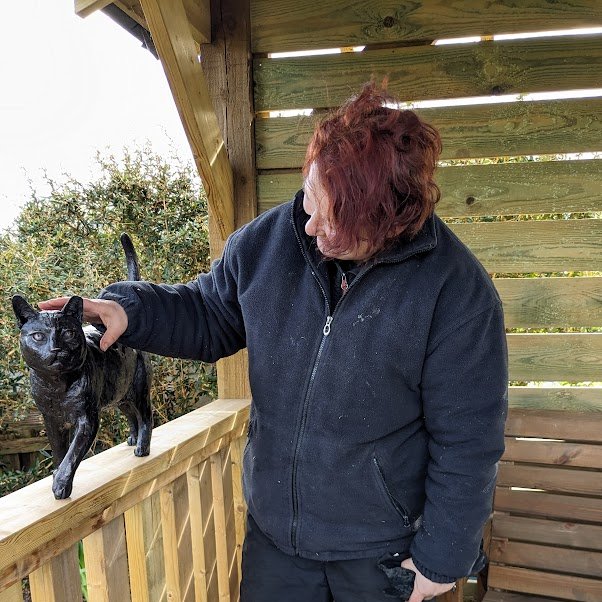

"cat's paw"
[134, 446, 150, 457]
[52, 470, 73, 499]
[127, 435, 136, 446]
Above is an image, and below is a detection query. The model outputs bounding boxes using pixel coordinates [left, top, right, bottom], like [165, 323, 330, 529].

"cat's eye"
[63, 329, 76, 341]
[31, 332, 46, 343]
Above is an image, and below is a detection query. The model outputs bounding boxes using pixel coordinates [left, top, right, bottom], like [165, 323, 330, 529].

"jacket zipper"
[372, 457, 411, 528]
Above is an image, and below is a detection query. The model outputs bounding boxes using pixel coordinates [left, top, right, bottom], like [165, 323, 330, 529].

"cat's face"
[12, 295, 87, 374]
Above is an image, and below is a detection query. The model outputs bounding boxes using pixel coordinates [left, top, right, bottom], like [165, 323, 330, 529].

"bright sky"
[0, 1, 193, 231]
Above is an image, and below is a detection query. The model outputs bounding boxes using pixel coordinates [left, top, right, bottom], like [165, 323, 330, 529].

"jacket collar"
[291, 189, 438, 270]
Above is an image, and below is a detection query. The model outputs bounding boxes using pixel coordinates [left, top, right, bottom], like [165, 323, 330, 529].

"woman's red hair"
[303, 82, 442, 258]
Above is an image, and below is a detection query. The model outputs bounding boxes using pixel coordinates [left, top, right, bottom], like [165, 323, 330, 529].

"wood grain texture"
[507, 332, 602, 382]
[488, 564, 602, 601]
[29, 545, 81, 602]
[75, 0, 112, 18]
[490, 539, 602, 577]
[497, 463, 602, 496]
[0, 583, 22, 602]
[483, 592, 560, 602]
[505, 408, 602, 441]
[491, 514, 602, 551]
[229, 436, 247, 581]
[255, 98, 602, 168]
[494, 487, 602, 523]
[186, 463, 209, 602]
[508, 387, 602, 413]
[139, 0, 234, 239]
[254, 36, 602, 111]
[250, 0, 602, 53]
[257, 159, 602, 217]
[503, 437, 602, 468]
[84, 515, 132, 602]
[495, 277, 602, 329]
[0, 399, 249, 591]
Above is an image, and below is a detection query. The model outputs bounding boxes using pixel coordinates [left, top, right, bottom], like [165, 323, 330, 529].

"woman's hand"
[401, 557, 456, 602]
[39, 297, 128, 352]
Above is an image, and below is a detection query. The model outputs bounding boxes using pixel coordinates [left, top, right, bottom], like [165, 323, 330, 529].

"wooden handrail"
[0, 398, 250, 598]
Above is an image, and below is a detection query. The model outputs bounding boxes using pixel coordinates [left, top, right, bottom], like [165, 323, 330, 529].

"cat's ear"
[12, 295, 38, 328]
[61, 296, 84, 323]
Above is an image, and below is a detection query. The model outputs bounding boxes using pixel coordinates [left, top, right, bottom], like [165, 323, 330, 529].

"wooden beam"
[75, 0, 112, 18]
[202, 0, 256, 398]
[139, 0, 234, 239]
[183, 0, 211, 44]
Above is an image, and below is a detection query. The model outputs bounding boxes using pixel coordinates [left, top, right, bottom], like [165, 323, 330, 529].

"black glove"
[377, 553, 415, 600]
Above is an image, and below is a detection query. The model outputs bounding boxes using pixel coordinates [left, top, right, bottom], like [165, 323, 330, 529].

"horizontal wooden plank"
[491, 514, 602, 551]
[494, 487, 602, 523]
[496, 277, 602, 329]
[503, 437, 602, 469]
[507, 333, 602, 382]
[488, 564, 602, 601]
[483, 593, 559, 602]
[251, 0, 602, 54]
[255, 36, 602, 111]
[497, 463, 602, 496]
[508, 388, 602, 413]
[255, 98, 602, 168]
[0, 437, 48, 455]
[505, 409, 602, 442]
[258, 159, 602, 217]
[490, 539, 602, 578]
[450, 218, 602, 273]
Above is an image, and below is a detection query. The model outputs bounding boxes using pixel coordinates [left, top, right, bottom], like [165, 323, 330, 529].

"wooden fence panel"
[29, 544, 81, 602]
[255, 36, 602, 111]
[257, 159, 602, 217]
[503, 437, 602, 469]
[0, 583, 23, 602]
[84, 515, 131, 602]
[507, 388, 602, 413]
[230, 436, 247, 581]
[255, 98, 602, 168]
[505, 409, 602, 441]
[250, 0, 602, 53]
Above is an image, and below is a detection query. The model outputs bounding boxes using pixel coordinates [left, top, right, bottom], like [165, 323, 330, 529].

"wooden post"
[202, 0, 256, 399]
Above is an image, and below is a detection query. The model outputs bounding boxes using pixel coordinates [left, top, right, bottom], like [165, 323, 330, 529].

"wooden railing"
[0, 398, 250, 602]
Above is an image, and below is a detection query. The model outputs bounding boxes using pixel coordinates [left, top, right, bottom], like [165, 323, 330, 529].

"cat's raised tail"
[120, 233, 140, 281]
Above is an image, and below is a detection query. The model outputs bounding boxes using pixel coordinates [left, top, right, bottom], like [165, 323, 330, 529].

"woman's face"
[303, 162, 372, 262]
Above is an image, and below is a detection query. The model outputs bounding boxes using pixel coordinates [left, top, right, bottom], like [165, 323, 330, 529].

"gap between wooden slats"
[497, 463, 602, 496]
[250, 0, 602, 54]
[489, 539, 602, 578]
[487, 564, 602, 602]
[503, 438, 602, 468]
[255, 98, 602, 168]
[492, 514, 602, 550]
[257, 159, 602, 217]
[254, 36, 602, 112]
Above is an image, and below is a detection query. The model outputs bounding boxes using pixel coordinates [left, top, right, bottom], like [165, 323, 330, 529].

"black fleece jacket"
[100, 191, 508, 582]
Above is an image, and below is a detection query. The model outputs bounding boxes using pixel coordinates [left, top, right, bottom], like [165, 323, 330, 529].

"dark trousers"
[240, 514, 406, 602]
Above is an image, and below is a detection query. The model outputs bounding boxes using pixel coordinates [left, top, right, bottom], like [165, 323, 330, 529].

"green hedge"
[0, 147, 217, 483]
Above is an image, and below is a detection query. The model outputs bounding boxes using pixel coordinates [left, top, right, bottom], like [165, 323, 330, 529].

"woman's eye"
[31, 332, 46, 343]
[63, 329, 76, 341]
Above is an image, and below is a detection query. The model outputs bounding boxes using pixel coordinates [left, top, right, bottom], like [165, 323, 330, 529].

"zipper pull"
[341, 272, 349, 295]
[323, 316, 333, 336]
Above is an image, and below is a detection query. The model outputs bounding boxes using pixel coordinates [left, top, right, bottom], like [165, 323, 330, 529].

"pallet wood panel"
[497, 463, 602, 496]
[505, 409, 602, 442]
[508, 387, 602, 413]
[255, 98, 602, 168]
[507, 332, 602, 382]
[503, 438, 602, 469]
[494, 488, 602, 523]
[28, 544, 81, 602]
[257, 159, 602, 217]
[250, 0, 602, 53]
[255, 36, 602, 111]
[490, 540, 602, 578]
[491, 514, 602, 551]
[495, 277, 602, 329]
[84, 515, 132, 602]
[450, 218, 602, 273]
[488, 565, 602, 601]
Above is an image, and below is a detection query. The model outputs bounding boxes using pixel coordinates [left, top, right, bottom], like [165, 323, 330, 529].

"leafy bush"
[0, 146, 217, 461]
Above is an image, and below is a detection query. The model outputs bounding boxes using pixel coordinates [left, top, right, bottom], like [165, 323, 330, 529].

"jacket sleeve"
[409, 301, 508, 583]
[97, 234, 246, 362]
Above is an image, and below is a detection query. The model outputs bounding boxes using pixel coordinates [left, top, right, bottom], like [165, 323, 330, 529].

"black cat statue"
[12, 234, 152, 499]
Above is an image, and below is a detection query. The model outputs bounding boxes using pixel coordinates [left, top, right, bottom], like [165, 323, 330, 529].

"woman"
[41, 83, 508, 601]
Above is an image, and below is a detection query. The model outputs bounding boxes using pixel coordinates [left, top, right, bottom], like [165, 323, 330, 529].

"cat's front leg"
[42, 414, 70, 468]
[52, 411, 99, 499]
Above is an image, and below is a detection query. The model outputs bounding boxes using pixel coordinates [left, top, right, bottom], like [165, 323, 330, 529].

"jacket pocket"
[372, 456, 411, 529]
